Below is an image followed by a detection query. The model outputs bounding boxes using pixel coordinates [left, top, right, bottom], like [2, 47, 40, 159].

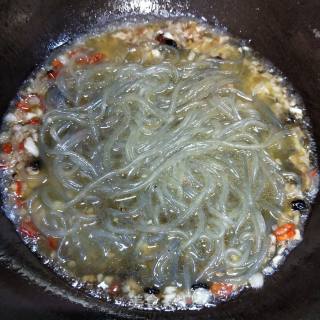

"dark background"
[0, 0, 320, 319]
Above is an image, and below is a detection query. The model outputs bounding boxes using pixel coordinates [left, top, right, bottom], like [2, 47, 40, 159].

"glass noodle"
[30, 48, 290, 288]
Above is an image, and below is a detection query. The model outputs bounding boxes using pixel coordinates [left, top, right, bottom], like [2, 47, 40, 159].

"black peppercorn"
[291, 199, 307, 211]
[144, 286, 160, 295]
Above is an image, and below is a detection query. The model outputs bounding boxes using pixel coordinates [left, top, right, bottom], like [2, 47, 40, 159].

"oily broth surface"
[0, 19, 317, 309]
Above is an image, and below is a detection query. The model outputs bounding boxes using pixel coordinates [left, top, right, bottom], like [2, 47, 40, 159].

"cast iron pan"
[0, 0, 320, 319]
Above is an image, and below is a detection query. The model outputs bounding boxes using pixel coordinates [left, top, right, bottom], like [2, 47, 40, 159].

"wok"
[0, 0, 320, 319]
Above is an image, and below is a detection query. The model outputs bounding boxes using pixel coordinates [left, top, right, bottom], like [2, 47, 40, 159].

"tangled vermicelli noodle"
[26, 46, 293, 291]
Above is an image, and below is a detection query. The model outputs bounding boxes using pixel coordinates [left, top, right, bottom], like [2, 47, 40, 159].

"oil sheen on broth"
[0, 19, 318, 309]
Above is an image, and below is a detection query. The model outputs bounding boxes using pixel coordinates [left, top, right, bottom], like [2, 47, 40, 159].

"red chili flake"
[88, 52, 105, 64]
[47, 69, 58, 79]
[16, 94, 43, 112]
[273, 223, 296, 242]
[51, 58, 64, 69]
[19, 220, 39, 238]
[15, 180, 23, 197]
[155, 33, 165, 43]
[18, 141, 25, 152]
[108, 283, 120, 295]
[76, 56, 89, 65]
[16, 198, 25, 207]
[26, 117, 41, 125]
[210, 282, 233, 297]
[16, 100, 31, 112]
[76, 52, 105, 65]
[2, 143, 13, 154]
[310, 169, 318, 177]
[47, 237, 59, 250]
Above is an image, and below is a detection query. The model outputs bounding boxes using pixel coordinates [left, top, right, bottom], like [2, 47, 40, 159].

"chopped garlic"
[4, 113, 17, 123]
[151, 49, 161, 58]
[174, 292, 189, 308]
[112, 31, 128, 40]
[164, 31, 174, 39]
[263, 266, 274, 275]
[24, 137, 39, 157]
[35, 108, 43, 117]
[58, 54, 69, 65]
[272, 255, 284, 268]
[249, 273, 264, 289]
[28, 95, 40, 105]
[252, 82, 270, 96]
[164, 286, 177, 294]
[104, 276, 114, 285]
[290, 106, 303, 119]
[96, 273, 104, 282]
[192, 288, 211, 305]
[188, 50, 196, 61]
[144, 293, 159, 305]
[163, 293, 176, 306]
[97, 281, 108, 290]
[25, 112, 38, 120]
[293, 229, 302, 241]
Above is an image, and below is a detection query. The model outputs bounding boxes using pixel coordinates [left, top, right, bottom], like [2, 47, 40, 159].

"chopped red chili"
[16, 198, 25, 207]
[108, 282, 121, 295]
[16, 100, 31, 112]
[15, 180, 23, 197]
[310, 168, 318, 177]
[47, 237, 59, 250]
[47, 69, 58, 79]
[18, 141, 25, 152]
[47, 59, 64, 79]
[2, 143, 13, 154]
[51, 58, 64, 69]
[16, 94, 43, 111]
[19, 220, 39, 238]
[76, 57, 88, 64]
[76, 52, 105, 65]
[26, 118, 41, 125]
[210, 282, 233, 297]
[273, 223, 296, 241]
[155, 33, 165, 43]
[88, 52, 105, 64]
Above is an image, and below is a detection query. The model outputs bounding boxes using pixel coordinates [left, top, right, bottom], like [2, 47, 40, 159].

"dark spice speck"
[291, 199, 307, 211]
[155, 33, 178, 48]
[144, 286, 160, 295]
[191, 282, 209, 290]
[29, 159, 41, 171]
